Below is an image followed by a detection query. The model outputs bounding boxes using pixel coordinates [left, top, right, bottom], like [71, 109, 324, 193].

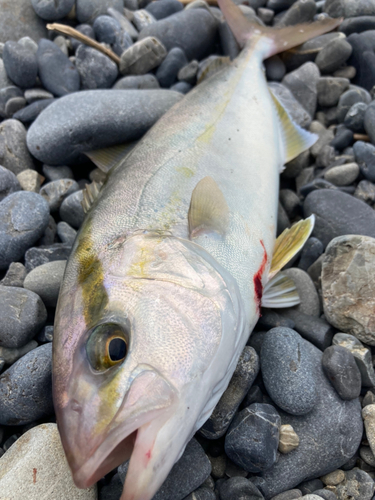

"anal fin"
[262, 271, 300, 308]
[85, 142, 137, 173]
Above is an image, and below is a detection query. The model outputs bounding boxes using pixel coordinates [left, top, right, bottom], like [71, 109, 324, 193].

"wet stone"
[200, 346, 260, 439]
[0, 344, 53, 425]
[360, 447, 375, 467]
[24, 244, 72, 272]
[0, 262, 27, 287]
[330, 127, 353, 151]
[75, 46, 118, 89]
[24, 260, 66, 308]
[322, 345, 361, 400]
[257, 310, 295, 331]
[333, 333, 375, 387]
[0, 119, 35, 175]
[0, 166, 21, 202]
[132, 9, 157, 31]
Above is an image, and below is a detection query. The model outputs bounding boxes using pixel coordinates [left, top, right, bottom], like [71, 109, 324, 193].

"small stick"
[47, 23, 121, 65]
[353, 133, 371, 142]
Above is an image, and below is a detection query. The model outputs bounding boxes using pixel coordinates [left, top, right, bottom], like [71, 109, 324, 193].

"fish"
[52, 2, 341, 499]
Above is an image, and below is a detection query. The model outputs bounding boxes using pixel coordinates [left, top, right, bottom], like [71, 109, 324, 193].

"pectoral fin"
[188, 177, 229, 238]
[85, 143, 137, 173]
[261, 272, 300, 308]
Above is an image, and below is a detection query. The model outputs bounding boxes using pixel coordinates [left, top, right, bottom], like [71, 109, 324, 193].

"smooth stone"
[315, 38, 352, 75]
[354, 180, 375, 206]
[200, 347, 260, 439]
[93, 15, 121, 45]
[330, 127, 353, 151]
[304, 189, 375, 248]
[313, 491, 337, 500]
[132, 9, 157, 31]
[42, 164, 74, 181]
[31, 0, 75, 20]
[332, 333, 375, 387]
[178, 60, 199, 84]
[317, 77, 350, 107]
[360, 446, 375, 467]
[0, 166, 21, 202]
[183, 486, 216, 500]
[324, 163, 359, 186]
[59, 190, 85, 228]
[37, 214, 57, 246]
[298, 237, 323, 272]
[219, 477, 264, 499]
[36, 39, 80, 97]
[322, 235, 375, 345]
[0, 262, 27, 287]
[219, 21, 240, 60]
[0, 0, 47, 44]
[146, 0, 183, 20]
[283, 268, 320, 316]
[364, 405, 375, 458]
[266, 0, 296, 13]
[17, 37, 38, 56]
[282, 62, 320, 118]
[39, 178, 79, 212]
[138, 9, 218, 61]
[282, 150, 310, 179]
[0, 423, 96, 499]
[0, 344, 53, 425]
[277, 201, 290, 235]
[0, 192, 50, 270]
[261, 328, 318, 416]
[156, 47, 188, 88]
[298, 479, 324, 495]
[258, 7, 274, 24]
[320, 469, 345, 486]
[70, 24, 96, 51]
[344, 102, 367, 132]
[76, 0, 123, 23]
[113, 74, 160, 89]
[2, 41, 37, 89]
[340, 17, 375, 36]
[118, 438, 211, 500]
[278, 424, 300, 454]
[27, 90, 182, 165]
[364, 101, 375, 146]
[270, 491, 302, 500]
[336, 469, 375, 500]
[75, 45, 118, 89]
[309, 121, 334, 158]
[98, 473, 123, 500]
[12, 98, 55, 124]
[36, 325, 54, 343]
[0, 86, 23, 119]
[0, 119, 35, 175]
[322, 345, 361, 400]
[0, 287, 46, 348]
[334, 66, 356, 79]
[107, 7, 139, 40]
[253, 339, 363, 499]
[277, 0, 316, 26]
[268, 82, 312, 128]
[57, 221, 76, 245]
[265, 55, 286, 82]
[279, 310, 334, 351]
[24, 244, 72, 272]
[0, 60, 12, 90]
[170, 81, 192, 94]
[347, 33, 375, 92]
[337, 88, 371, 124]
[5, 97, 26, 117]
[279, 189, 300, 219]
[0, 341, 37, 365]
[119, 36, 167, 75]
[24, 260, 66, 308]
[257, 310, 295, 331]
[16, 169, 42, 192]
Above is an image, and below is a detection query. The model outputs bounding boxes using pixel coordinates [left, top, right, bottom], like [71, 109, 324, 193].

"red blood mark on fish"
[146, 449, 152, 461]
[253, 240, 267, 314]
[33, 468, 37, 484]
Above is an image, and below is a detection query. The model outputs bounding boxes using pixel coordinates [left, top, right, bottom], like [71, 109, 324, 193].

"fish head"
[53, 230, 242, 499]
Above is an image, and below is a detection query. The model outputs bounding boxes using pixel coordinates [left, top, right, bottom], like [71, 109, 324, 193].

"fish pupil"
[109, 338, 127, 361]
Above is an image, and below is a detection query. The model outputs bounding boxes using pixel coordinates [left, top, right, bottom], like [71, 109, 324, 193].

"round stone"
[324, 163, 359, 186]
[2, 41, 37, 89]
[0, 119, 35, 175]
[92, 15, 121, 45]
[75, 45, 118, 89]
[76, 0, 123, 23]
[31, 0, 75, 21]
[322, 345, 361, 400]
[24, 260, 67, 308]
[0, 165, 21, 201]
[40, 178, 79, 212]
[353, 140, 375, 182]
[315, 38, 353, 74]
[59, 190, 85, 228]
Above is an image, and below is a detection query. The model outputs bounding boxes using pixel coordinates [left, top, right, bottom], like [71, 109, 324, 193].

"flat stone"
[261, 328, 318, 416]
[24, 244, 72, 272]
[0, 344, 53, 425]
[0, 0, 47, 44]
[324, 163, 359, 186]
[0, 119, 35, 175]
[76, 45, 118, 89]
[119, 36, 167, 75]
[17, 169, 42, 192]
[278, 424, 300, 454]
[225, 403, 280, 473]
[24, 260, 67, 308]
[282, 62, 320, 118]
[0, 191, 50, 270]
[0, 166, 21, 202]
[322, 345, 361, 400]
[76, 0, 123, 23]
[303, 189, 375, 248]
[0, 262, 27, 287]
[200, 346, 259, 439]
[138, 9, 218, 61]
[317, 77, 350, 107]
[0, 423, 96, 499]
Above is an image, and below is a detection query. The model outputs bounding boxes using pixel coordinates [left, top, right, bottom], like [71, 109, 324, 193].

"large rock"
[27, 89, 183, 165]
[0, 423, 96, 499]
[0, 0, 47, 44]
[322, 235, 375, 345]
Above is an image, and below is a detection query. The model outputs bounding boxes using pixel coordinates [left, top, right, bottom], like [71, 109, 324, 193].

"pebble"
[37, 325, 54, 343]
[282, 150, 310, 179]
[107, 7, 139, 40]
[0, 119, 35, 175]
[283, 268, 320, 316]
[0, 423, 97, 499]
[57, 221, 76, 245]
[0, 86, 23, 118]
[344, 102, 367, 132]
[298, 238, 324, 272]
[315, 38, 352, 74]
[322, 235, 375, 346]
[269, 83, 312, 129]
[119, 438, 211, 500]
[282, 62, 320, 118]
[36, 38, 80, 97]
[253, 338, 362, 499]
[184, 487, 216, 500]
[324, 162, 359, 186]
[277, 0, 316, 26]
[313, 490, 337, 500]
[0, 343, 53, 425]
[113, 74, 160, 89]
[265, 55, 286, 81]
[225, 403, 280, 473]
[170, 81, 192, 94]
[360, 446, 375, 467]
[39, 178, 79, 212]
[0, 262, 27, 287]
[261, 328, 318, 415]
[93, 15, 121, 45]
[31, 0, 74, 21]
[270, 491, 302, 500]
[5, 96, 26, 117]
[132, 10, 157, 31]
[0, 191, 50, 270]
[27, 89, 182, 165]
[322, 345, 361, 400]
[320, 469, 345, 486]
[0, 286, 47, 348]
[42, 164, 74, 182]
[337, 89, 371, 124]
[280, 310, 334, 351]
[257, 310, 295, 330]
[37, 214, 57, 246]
[336, 469, 375, 500]
[0, 340, 37, 366]
[317, 77, 350, 107]
[354, 180, 375, 206]
[0, 166, 21, 201]
[76, 0, 123, 23]
[24, 260, 66, 308]
[0, 0, 47, 44]
[24, 244, 72, 272]
[330, 127, 353, 151]
[278, 424, 300, 454]
[304, 189, 375, 248]
[138, 9, 218, 61]
[12, 98, 55, 124]
[2, 41, 37, 89]
[156, 47, 188, 88]
[120, 36, 167, 76]
[70, 23, 95, 51]
[146, 0, 183, 20]
[298, 479, 324, 495]
[347, 33, 375, 92]
[16, 169, 42, 192]
[279, 189, 299, 218]
[333, 333, 375, 387]
[309, 121, 335, 158]
[340, 16, 375, 36]
[75, 45, 118, 89]
[200, 346, 260, 439]
[219, 477, 264, 499]
[59, 190, 85, 228]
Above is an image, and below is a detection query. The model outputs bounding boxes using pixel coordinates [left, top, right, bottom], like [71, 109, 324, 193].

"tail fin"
[217, 0, 342, 59]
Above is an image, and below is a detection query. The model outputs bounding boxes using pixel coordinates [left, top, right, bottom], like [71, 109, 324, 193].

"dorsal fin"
[81, 180, 104, 214]
[85, 142, 137, 173]
[270, 89, 318, 166]
[188, 177, 229, 238]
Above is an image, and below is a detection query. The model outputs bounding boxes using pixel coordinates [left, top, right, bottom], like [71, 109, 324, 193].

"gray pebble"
[333, 333, 375, 387]
[0, 262, 27, 287]
[132, 9, 157, 31]
[5, 97, 26, 117]
[265, 55, 286, 82]
[31, 0, 74, 20]
[57, 221, 76, 245]
[146, 0, 183, 20]
[107, 7, 139, 40]
[93, 15, 121, 45]
[0, 343, 53, 425]
[0, 286, 47, 348]
[37, 214, 57, 246]
[70, 23, 96, 52]
[0, 340, 37, 365]
[0, 0, 47, 45]
[337, 88, 371, 123]
[269, 82, 312, 129]
[270, 491, 302, 500]
[12, 98, 55, 124]
[156, 47, 188, 88]
[279, 310, 334, 351]
[24, 260, 66, 308]
[36, 325, 54, 343]
[0, 119, 35, 175]
[75, 45, 118, 90]
[39, 178, 79, 212]
[322, 345, 361, 400]
[24, 244, 72, 272]
[354, 140, 375, 182]
[120, 36, 167, 76]
[317, 77, 350, 107]
[183, 487, 216, 500]
[219, 21, 240, 61]
[315, 37, 353, 74]
[336, 469, 375, 500]
[298, 237, 323, 272]
[219, 477, 264, 499]
[313, 490, 337, 500]
[59, 190, 85, 228]
[178, 60, 199, 85]
[354, 180, 375, 206]
[324, 162, 359, 186]
[0, 86, 23, 119]
[0, 165, 21, 202]
[283, 268, 320, 316]
[113, 74, 160, 89]
[344, 102, 367, 132]
[277, 0, 316, 26]
[3, 41, 37, 89]
[42, 164, 74, 182]
[279, 189, 300, 219]
[76, 0, 123, 23]
[282, 62, 320, 118]
[170, 81, 192, 94]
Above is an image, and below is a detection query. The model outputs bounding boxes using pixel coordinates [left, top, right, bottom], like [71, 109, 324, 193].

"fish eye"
[86, 323, 128, 371]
